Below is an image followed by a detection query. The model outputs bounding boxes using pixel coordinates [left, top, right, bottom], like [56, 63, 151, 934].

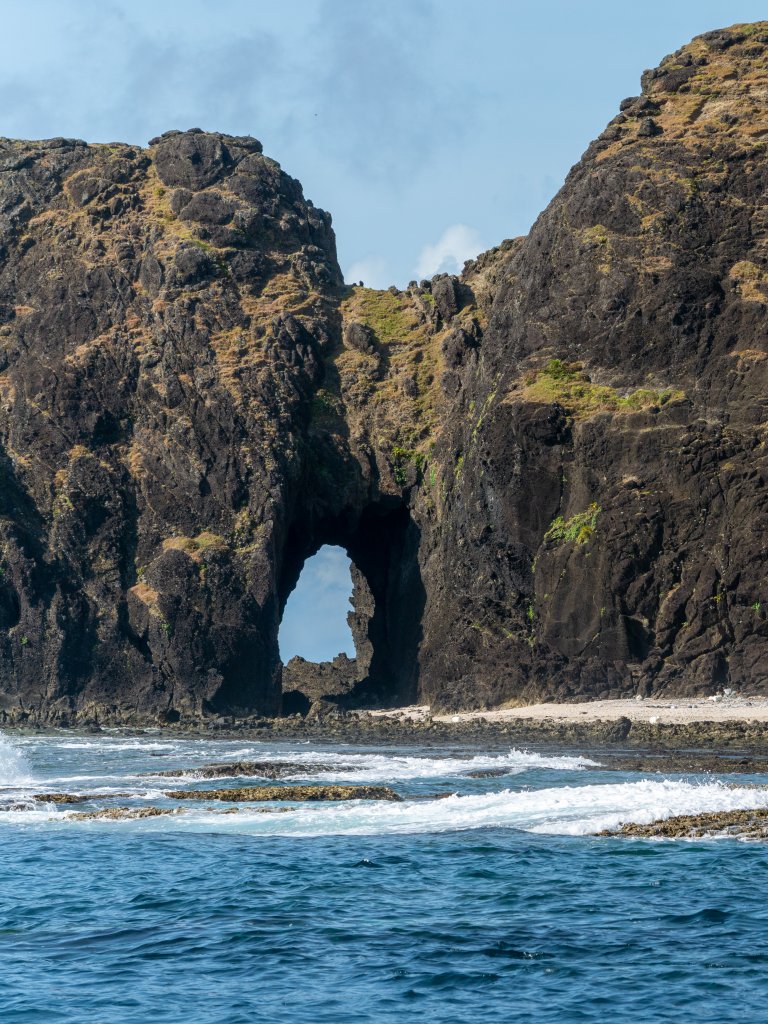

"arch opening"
[279, 545, 355, 663]
[278, 503, 425, 714]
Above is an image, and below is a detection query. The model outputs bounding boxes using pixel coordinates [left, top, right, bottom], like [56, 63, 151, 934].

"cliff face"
[0, 23, 767, 724]
[431, 22, 768, 706]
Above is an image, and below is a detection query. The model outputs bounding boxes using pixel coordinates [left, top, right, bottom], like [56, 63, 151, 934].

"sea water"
[0, 732, 767, 1023]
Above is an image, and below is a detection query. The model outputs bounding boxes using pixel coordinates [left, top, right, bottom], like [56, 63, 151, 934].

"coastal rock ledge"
[0, 24, 768, 724]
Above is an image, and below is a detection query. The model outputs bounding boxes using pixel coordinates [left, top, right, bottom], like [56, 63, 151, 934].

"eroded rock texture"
[0, 25, 767, 723]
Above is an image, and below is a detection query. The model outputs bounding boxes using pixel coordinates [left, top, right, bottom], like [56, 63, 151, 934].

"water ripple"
[0, 732, 765, 1022]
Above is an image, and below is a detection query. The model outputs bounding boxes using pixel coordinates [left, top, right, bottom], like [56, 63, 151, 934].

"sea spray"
[300, 749, 601, 783]
[3, 738, 768, 842]
[25, 777, 767, 840]
[0, 730, 32, 786]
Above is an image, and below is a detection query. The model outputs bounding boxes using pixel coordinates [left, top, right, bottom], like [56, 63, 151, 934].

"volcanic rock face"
[0, 25, 767, 723]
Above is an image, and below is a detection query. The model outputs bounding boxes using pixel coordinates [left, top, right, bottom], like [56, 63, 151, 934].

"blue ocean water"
[0, 733, 767, 1023]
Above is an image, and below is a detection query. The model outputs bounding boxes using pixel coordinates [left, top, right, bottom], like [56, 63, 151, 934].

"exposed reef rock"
[598, 753, 768, 775]
[146, 760, 350, 779]
[32, 792, 92, 804]
[66, 805, 293, 820]
[68, 806, 184, 821]
[1, 25, 768, 723]
[164, 785, 402, 802]
[599, 807, 768, 840]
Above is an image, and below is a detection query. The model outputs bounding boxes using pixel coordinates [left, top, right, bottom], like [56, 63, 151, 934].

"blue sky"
[1, 1, 764, 659]
[1, 1, 765, 290]
[279, 547, 355, 663]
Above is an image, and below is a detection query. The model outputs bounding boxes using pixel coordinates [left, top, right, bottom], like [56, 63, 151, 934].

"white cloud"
[344, 256, 391, 289]
[415, 224, 484, 280]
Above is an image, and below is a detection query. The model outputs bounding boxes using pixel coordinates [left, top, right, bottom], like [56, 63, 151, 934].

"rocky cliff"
[0, 23, 767, 724]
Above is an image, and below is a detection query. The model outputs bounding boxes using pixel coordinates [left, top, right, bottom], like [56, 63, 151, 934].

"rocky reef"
[0, 23, 767, 724]
[599, 807, 768, 840]
[165, 785, 401, 802]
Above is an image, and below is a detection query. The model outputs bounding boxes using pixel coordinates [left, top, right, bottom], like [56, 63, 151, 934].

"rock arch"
[279, 501, 425, 712]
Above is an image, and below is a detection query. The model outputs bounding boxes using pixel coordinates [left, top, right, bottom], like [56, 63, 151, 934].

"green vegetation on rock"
[544, 503, 600, 546]
[391, 445, 426, 487]
[520, 360, 684, 419]
[353, 288, 419, 346]
[310, 388, 342, 424]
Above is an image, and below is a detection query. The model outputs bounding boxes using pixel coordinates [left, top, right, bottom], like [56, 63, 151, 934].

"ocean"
[0, 732, 767, 1023]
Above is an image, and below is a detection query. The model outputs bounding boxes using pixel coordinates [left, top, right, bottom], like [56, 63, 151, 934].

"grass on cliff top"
[596, 23, 768, 162]
[344, 287, 424, 346]
[517, 359, 684, 419]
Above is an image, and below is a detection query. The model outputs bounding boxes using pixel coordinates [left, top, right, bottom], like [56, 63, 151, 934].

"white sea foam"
[31, 778, 766, 839]
[3, 735, 766, 840]
[211, 779, 768, 838]
[145, 748, 600, 784]
[40, 774, 145, 785]
[526, 778, 768, 836]
[301, 749, 600, 783]
[0, 731, 32, 786]
[50, 740, 184, 752]
[13, 737, 599, 785]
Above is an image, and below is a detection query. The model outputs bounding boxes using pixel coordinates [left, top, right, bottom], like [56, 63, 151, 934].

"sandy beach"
[370, 696, 768, 727]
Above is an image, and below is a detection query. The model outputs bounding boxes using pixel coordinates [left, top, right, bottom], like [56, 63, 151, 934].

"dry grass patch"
[511, 360, 684, 419]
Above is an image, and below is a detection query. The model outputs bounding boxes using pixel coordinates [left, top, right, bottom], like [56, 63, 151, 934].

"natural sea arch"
[277, 504, 425, 713]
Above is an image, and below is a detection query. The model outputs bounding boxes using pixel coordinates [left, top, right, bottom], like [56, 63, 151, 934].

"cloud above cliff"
[415, 225, 485, 279]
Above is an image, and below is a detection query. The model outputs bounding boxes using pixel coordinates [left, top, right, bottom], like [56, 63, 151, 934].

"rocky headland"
[0, 24, 767, 726]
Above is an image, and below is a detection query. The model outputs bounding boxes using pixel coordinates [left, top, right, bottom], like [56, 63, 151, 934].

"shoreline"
[389, 695, 768, 727]
[4, 696, 768, 754]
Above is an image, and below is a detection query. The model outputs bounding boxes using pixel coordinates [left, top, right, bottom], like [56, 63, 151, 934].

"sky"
[1, 0, 764, 660]
[1, 0, 765, 290]
[279, 547, 355, 663]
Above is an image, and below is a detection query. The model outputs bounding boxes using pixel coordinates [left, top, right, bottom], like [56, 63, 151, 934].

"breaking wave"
[0, 731, 32, 787]
[156, 778, 768, 838]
